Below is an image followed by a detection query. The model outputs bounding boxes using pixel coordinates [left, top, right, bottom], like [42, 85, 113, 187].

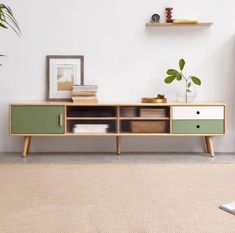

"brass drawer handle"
[59, 114, 63, 127]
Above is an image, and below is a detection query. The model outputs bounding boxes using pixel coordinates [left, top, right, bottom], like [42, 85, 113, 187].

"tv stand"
[10, 102, 226, 157]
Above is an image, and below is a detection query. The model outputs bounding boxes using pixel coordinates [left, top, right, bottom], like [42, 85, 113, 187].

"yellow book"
[173, 19, 198, 24]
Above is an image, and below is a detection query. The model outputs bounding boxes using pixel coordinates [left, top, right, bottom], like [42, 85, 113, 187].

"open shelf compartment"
[120, 106, 170, 119]
[66, 120, 117, 134]
[120, 120, 170, 134]
[67, 106, 117, 118]
[120, 106, 171, 134]
[66, 106, 118, 135]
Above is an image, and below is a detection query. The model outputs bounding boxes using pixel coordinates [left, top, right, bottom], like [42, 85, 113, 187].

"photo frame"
[46, 55, 84, 101]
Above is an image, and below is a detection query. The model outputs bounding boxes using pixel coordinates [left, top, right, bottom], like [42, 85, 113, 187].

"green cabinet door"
[11, 106, 65, 134]
[173, 120, 224, 134]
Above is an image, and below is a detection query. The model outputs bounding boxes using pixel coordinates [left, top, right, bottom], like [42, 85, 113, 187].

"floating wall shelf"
[146, 22, 213, 27]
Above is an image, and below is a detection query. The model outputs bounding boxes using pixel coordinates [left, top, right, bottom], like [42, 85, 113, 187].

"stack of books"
[72, 85, 98, 104]
[73, 124, 109, 133]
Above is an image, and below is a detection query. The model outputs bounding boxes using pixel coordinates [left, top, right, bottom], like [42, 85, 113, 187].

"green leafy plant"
[164, 59, 201, 102]
[0, 4, 21, 35]
[0, 4, 21, 66]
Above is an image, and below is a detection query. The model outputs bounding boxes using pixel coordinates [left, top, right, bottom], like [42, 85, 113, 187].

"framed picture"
[46, 55, 84, 100]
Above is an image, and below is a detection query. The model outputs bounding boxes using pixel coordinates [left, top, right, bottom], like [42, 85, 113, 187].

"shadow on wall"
[144, 26, 212, 44]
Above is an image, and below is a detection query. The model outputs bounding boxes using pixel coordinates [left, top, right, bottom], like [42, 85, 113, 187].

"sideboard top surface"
[10, 101, 226, 106]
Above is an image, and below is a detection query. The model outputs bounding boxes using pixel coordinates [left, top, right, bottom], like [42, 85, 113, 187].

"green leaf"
[179, 59, 185, 71]
[176, 73, 182, 81]
[187, 82, 191, 88]
[164, 76, 176, 84]
[167, 69, 179, 76]
[191, 76, 201, 86]
[0, 4, 21, 36]
[0, 22, 7, 28]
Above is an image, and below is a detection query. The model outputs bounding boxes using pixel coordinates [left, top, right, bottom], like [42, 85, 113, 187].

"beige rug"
[0, 164, 234, 233]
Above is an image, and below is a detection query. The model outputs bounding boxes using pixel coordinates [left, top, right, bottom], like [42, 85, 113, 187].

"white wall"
[1, 0, 234, 153]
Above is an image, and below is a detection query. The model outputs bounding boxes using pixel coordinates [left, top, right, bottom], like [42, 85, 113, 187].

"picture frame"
[46, 55, 84, 101]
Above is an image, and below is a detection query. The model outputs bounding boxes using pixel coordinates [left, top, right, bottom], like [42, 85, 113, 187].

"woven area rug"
[0, 164, 234, 233]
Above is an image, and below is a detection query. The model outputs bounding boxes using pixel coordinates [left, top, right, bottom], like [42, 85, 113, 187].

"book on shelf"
[72, 91, 97, 96]
[72, 96, 97, 100]
[72, 99, 98, 104]
[73, 129, 108, 133]
[73, 124, 109, 133]
[219, 202, 235, 215]
[173, 19, 198, 24]
[73, 85, 98, 91]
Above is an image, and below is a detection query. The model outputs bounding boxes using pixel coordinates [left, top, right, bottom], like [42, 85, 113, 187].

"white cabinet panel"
[172, 106, 224, 120]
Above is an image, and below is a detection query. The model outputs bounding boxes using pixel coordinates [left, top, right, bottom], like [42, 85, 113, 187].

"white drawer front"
[172, 106, 224, 120]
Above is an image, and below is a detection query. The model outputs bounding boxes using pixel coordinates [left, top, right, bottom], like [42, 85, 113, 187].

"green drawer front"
[173, 120, 224, 134]
[11, 106, 65, 134]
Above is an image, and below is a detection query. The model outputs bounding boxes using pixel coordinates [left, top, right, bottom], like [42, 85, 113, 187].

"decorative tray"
[141, 97, 167, 104]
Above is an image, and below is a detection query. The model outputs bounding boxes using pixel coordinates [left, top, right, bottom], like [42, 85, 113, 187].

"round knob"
[196, 125, 200, 129]
[196, 111, 200, 115]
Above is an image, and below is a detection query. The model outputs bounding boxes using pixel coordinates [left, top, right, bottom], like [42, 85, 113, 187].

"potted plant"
[164, 59, 201, 102]
[0, 4, 21, 63]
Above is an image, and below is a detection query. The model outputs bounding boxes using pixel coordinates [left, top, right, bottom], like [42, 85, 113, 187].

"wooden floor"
[0, 152, 235, 164]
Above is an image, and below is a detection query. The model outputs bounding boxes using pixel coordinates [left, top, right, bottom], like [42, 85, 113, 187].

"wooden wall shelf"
[146, 22, 213, 27]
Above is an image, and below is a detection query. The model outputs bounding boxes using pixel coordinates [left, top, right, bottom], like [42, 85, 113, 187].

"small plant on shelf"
[164, 58, 201, 102]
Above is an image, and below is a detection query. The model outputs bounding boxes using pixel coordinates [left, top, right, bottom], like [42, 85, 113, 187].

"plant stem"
[181, 73, 188, 103]
[185, 80, 188, 103]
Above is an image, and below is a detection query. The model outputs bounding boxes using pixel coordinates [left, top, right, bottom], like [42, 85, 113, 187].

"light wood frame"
[9, 102, 226, 157]
[46, 55, 84, 101]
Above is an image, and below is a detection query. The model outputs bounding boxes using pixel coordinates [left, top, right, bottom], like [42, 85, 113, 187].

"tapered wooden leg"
[206, 136, 214, 157]
[22, 136, 30, 157]
[116, 136, 121, 155]
[204, 136, 209, 153]
[27, 136, 32, 154]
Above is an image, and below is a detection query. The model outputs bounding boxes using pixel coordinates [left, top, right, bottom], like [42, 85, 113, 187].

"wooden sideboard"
[9, 102, 226, 157]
